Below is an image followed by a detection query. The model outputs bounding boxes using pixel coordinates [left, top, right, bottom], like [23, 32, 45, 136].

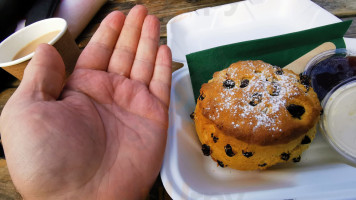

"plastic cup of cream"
[304, 49, 356, 164]
[319, 77, 356, 164]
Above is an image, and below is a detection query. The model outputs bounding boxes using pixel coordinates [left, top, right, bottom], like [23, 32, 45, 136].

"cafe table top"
[0, 0, 356, 199]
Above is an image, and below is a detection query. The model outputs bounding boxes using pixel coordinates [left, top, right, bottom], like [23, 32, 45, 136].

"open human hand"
[0, 5, 171, 200]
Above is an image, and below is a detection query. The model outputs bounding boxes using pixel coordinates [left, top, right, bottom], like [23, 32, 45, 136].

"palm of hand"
[0, 6, 171, 200]
[19, 69, 167, 198]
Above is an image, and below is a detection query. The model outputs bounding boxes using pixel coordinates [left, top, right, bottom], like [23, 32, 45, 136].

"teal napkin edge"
[186, 20, 352, 101]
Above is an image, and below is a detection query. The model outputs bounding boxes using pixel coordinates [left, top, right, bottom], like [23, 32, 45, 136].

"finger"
[107, 5, 148, 76]
[130, 15, 160, 86]
[19, 44, 65, 101]
[75, 11, 125, 71]
[149, 45, 172, 107]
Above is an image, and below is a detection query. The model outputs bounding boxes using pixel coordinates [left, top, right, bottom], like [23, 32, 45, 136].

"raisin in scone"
[192, 60, 322, 170]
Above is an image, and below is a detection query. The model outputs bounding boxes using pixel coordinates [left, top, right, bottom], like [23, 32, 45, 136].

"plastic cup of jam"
[304, 49, 356, 165]
[303, 48, 356, 101]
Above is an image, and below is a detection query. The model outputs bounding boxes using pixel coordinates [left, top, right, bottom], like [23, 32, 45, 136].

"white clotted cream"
[321, 79, 356, 163]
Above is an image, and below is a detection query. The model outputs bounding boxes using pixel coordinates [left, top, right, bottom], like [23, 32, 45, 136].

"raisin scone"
[192, 60, 322, 170]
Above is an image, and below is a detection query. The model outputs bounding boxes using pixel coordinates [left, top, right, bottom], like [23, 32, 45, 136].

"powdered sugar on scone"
[197, 60, 321, 145]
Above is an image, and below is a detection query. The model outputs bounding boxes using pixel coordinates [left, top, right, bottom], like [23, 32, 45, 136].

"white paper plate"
[161, 0, 356, 199]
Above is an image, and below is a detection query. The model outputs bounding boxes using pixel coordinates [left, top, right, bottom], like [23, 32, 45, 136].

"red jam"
[309, 55, 356, 100]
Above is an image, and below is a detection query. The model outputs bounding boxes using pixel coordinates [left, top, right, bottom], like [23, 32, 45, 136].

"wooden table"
[0, 0, 356, 199]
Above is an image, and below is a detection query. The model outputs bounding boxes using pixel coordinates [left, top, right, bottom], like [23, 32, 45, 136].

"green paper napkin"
[186, 21, 352, 101]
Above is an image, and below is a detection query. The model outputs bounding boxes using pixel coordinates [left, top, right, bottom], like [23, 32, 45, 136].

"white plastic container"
[167, 0, 343, 64]
[161, 0, 356, 199]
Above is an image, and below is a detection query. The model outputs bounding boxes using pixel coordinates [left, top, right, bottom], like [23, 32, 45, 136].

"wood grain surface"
[0, 0, 356, 199]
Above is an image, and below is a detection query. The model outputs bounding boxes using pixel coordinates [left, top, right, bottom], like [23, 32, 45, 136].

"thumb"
[18, 44, 66, 101]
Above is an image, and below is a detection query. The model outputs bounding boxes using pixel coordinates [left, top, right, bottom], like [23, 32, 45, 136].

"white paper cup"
[0, 18, 80, 80]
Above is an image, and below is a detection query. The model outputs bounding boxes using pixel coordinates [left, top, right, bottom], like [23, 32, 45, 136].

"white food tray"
[161, 0, 356, 199]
